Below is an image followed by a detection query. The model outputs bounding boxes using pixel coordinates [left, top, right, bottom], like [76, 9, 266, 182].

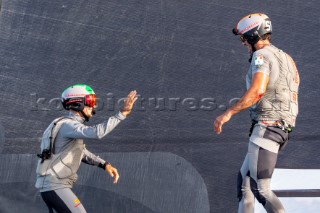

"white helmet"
[233, 13, 272, 45]
[61, 84, 96, 111]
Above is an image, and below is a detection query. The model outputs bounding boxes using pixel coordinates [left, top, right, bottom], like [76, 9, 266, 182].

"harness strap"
[37, 117, 73, 163]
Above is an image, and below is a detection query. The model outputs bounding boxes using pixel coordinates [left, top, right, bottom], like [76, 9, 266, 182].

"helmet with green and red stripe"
[61, 84, 97, 111]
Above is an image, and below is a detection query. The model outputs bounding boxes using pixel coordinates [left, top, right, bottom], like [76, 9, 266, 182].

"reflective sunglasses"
[84, 94, 97, 107]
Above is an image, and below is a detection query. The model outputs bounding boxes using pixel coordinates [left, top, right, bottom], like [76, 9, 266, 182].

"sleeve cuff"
[115, 111, 126, 120]
[98, 161, 110, 169]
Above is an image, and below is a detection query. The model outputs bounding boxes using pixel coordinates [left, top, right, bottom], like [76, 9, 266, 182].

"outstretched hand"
[105, 164, 119, 184]
[120, 90, 138, 116]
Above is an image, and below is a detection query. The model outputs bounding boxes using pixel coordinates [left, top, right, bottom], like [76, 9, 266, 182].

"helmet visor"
[84, 94, 97, 107]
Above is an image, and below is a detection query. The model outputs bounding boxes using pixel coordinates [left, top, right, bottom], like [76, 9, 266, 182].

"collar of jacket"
[66, 111, 86, 123]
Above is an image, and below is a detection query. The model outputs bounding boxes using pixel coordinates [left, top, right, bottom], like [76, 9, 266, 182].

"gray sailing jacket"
[35, 111, 125, 192]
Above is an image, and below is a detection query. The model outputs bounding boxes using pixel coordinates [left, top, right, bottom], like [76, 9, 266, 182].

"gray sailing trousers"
[237, 141, 285, 213]
[41, 188, 87, 213]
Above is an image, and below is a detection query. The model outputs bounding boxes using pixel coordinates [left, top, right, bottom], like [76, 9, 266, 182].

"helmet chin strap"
[248, 34, 268, 62]
[68, 103, 94, 122]
[80, 110, 90, 122]
[80, 108, 96, 122]
[248, 42, 257, 63]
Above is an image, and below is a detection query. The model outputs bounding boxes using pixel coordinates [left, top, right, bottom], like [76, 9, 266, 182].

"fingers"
[112, 170, 120, 184]
[127, 90, 136, 98]
[214, 120, 222, 134]
[121, 90, 138, 116]
[107, 168, 114, 177]
[106, 165, 119, 184]
[128, 90, 137, 97]
[126, 90, 138, 104]
[109, 168, 119, 184]
[213, 112, 232, 134]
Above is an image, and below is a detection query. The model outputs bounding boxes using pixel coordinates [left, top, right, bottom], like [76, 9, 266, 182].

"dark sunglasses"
[239, 35, 246, 42]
